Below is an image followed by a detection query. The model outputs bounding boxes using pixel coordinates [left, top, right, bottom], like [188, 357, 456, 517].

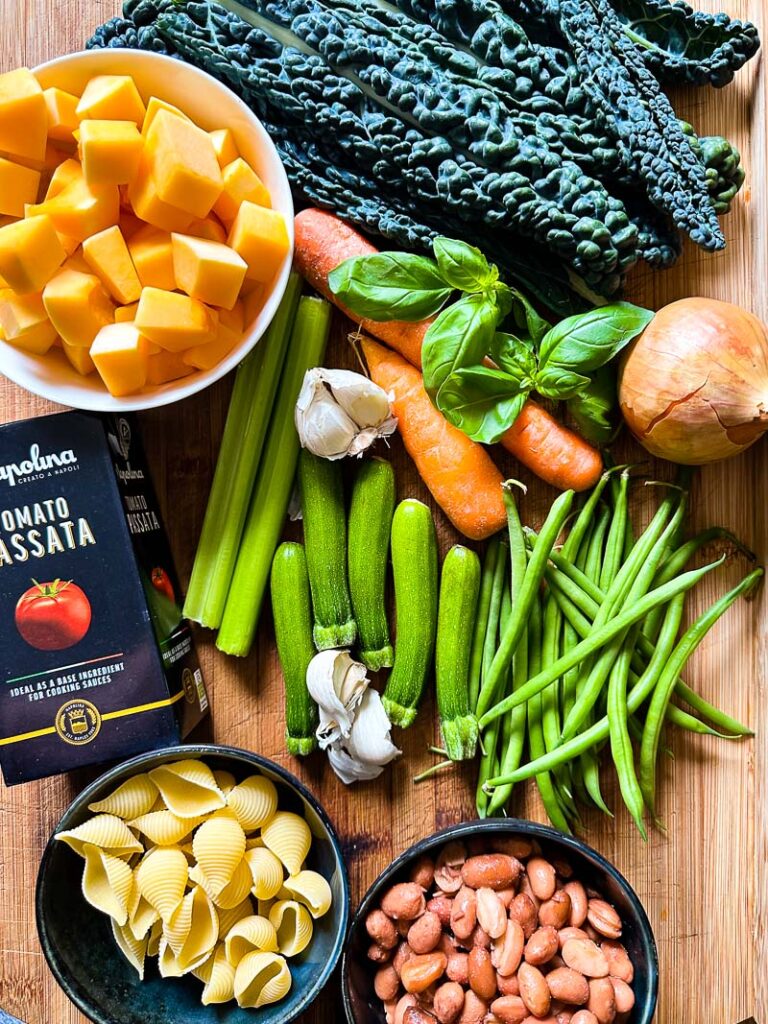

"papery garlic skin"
[326, 688, 401, 784]
[295, 368, 397, 460]
[306, 650, 368, 749]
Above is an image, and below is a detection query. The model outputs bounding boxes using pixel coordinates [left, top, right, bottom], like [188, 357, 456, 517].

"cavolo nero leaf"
[422, 292, 501, 405]
[566, 365, 619, 445]
[538, 302, 654, 373]
[328, 252, 453, 321]
[437, 366, 529, 443]
[433, 237, 498, 293]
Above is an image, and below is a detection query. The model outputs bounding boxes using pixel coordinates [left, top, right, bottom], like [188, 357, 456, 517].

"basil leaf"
[509, 290, 551, 346]
[438, 367, 529, 443]
[534, 364, 591, 400]
[328, 253, 453, 321]
[491, 332, 537, 382]
[538, 302, 654, 373]
[433, 237, 498, 293]
[566, 366, 618, 445]
[423, 293, 501, 403]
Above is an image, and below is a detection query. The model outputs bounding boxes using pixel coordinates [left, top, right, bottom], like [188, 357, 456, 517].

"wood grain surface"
[0, 1, 766, 1021]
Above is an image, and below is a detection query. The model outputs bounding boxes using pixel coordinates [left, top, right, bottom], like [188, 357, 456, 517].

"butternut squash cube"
[44, 87, 80, 143]
[0, 157, 40, 217]
[42, 268, 115, 348]
[209, 128, 238, 168]
[142, 96, 190, 137]
[227, 202, 289, 284]
[119, 211, 144, 239]
[114, 301, 139, 323]
[182, 321, 240, 371]
[128, 149, 195, 233]
[146, 349, 195, 386]
[61, 337, 96, 375]
[187, 216, 227, 244]
[219, 299, 244, 333]
[76, 75, 146, 126]
[79, 119, 143, 187]
[46, 157, 82, 199]
[28, 177, 119, 242]
[171, 233, 247, 310]
[127, 226, 175, 290]
[0, 215, 66, 293]
[62, 250, 92, 275]
[90, 321, 149, 396]
[0, 68, 47, 164]
[213, 159, 271, 225]
[134, 286, 217, 352]
[145, 110, 223, 219]
[82, 225, 141, 304]
[57, 232, 81, 257]
[0, 290, 57, 354]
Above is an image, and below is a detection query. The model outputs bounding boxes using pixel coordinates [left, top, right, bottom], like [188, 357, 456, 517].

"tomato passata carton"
[0, 411, 208, 785]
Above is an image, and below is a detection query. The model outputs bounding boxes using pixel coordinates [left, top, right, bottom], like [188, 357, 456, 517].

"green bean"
[580, 732, 612, 816]
[600, 469, 630, 591]
[484, 595, 687, 788]
[639, 568, 763, 814]
[478, 557, 724, 731]
[475, 542, 508, 816]
[672, 680, 752, 736]
[541, 594, 574, 804]
[665, 702, 740, 738]
[561, 470, 616, 560]
[607, 631, 647, 837]
[476, 488, 574, 720]
[468, 538, 500, 711]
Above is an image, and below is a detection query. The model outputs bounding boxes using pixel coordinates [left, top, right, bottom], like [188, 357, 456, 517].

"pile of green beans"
[472, 469, 761, 836]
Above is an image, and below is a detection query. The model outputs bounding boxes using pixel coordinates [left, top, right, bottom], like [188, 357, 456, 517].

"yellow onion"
[619, 297, 768, 465]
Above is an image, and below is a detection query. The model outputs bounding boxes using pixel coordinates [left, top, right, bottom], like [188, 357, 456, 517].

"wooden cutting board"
[0, 0, 766, 1021]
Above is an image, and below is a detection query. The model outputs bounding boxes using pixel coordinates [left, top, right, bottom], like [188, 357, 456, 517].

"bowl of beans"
[341, 820, 657, 1024]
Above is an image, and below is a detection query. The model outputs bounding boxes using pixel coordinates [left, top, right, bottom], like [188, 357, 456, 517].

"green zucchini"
[382, 499, 439, 728]
[348, 458, 396, 671]
[298, 449, 357, 650]
[436, 545, 481, 760]
[270, 542, 319, 756]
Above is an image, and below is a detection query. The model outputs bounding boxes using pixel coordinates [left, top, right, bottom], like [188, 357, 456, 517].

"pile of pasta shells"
[55, 758, 333, 1008]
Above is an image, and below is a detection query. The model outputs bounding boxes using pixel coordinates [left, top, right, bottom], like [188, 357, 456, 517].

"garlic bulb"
[295, 368, 397, 460]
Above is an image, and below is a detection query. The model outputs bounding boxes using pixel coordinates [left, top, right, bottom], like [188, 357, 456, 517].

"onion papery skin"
[619, 297, 768, 465]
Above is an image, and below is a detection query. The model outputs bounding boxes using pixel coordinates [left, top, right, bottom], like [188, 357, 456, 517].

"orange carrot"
[361, 335, 507, 541]
[295, 208, 603, 492]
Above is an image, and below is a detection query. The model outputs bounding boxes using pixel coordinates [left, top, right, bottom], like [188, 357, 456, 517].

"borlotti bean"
[364, 838, 637, 1024]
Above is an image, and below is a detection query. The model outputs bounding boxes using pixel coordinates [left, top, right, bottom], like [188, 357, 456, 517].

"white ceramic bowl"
[2, 49, 294, 412]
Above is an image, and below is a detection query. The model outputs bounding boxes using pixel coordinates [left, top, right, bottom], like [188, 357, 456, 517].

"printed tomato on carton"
[15, 579, 92, 651]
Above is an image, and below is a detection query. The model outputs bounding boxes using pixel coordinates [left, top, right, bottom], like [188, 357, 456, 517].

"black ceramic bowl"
[36, 744, 350, 1024]
[342, 819, 658, 1024]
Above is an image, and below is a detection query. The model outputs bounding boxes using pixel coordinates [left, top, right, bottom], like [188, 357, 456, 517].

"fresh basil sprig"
[328, 236, 652, 445]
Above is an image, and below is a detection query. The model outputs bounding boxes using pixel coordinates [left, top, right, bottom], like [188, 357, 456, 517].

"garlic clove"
[295, 367, 397, 461]
[295, 386, 359, 460]
[344, 688, 401, 767]
[324, 369, 393, 428]
[306, 650, 368, 749]
[327, 745, 386, 784]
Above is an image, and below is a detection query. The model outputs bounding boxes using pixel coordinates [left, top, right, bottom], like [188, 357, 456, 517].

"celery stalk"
[183, 273, 302, 629]
[216, 296, 332, 656]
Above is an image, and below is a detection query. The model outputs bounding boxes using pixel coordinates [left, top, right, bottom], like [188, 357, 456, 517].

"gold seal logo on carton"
[55, 699, 101, 746]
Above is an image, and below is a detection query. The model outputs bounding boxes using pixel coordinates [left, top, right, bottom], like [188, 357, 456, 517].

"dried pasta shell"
[212, 859, 253, 910]
[81, 843, 134, 926]
[135, 847, 188, 924]
[128, 893, 160, 941]
[245, 836, 265, 850]
[146, 919, 163, 958]
[213, 770, 236, 795]
[129, 810, 199, 847]
[234, 950, 292, 1008]
[111, 918, 148, 980]
[281, 870, 333, 919]
[262, 812, 311, 876]
[225, 915, 278, 964]
[89, 775, 158, 819]
[201, 943, 236, 1005]
[193, 815, 246, 896]
[165, 885, 219, 971]
[148, 759, 226, 818]
[269, 899, 313, 958]
[158, 937, 184, 978]
[227, 775, 278, 832]
[245, 847, 284, 901]
[216, 897, 254, 937]
[57, 814, 143, 858]
[149, 795, 166, 812]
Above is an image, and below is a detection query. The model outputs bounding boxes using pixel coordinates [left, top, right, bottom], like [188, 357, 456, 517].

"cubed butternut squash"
[227, 201, 289, 283]
[128, 148, 196, 233]
[46, 157, 82, 199]
[209, 128, 238, 168]
[127, 226, 176, 291]
[145, 110, 223, 219]
[213, 158, 271, 225]
[90, 321, 150, 396]
[0, 68, 47, 164]
[76, 75, 146, 126]
[44, 87, 80, 144]
[114, 301, 139, 323]
[146, 349, 195, 385]
[134, 286, 217, 351]
[142, 96, 190, 136]
[186, 215, 227, 244]
[171, 233, 247, 310]
[42, 268, 115, 348]
[0, 157, 41, 217]
[27, 177, 119, 242]
[0, 215, 66, 293]
[82, 225, 142, 304]
[219, 299, 244, 333]
[0, 290, 57, 354]
[61, 337, 96, 375]
[182, 322, 240, 371]
[79, 119, 143, 187]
